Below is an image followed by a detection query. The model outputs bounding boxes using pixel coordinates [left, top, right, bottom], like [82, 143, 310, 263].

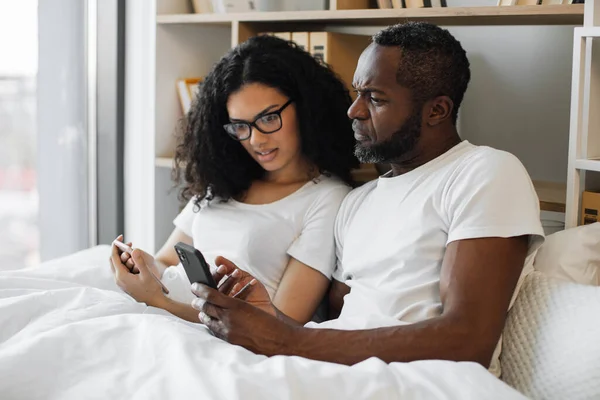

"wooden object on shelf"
[156, 5, 585, 26]
[378, 0, 393, 9]
[191, 0, 213, 13]
[580, 191, 600, 225]
[176, 77, 203, 114]
[390, 0, 403, 9]
[330, 0, 371, 10]
[272, 31, 291, 40]
[516, 0, 541, 5]
[532, 180, 567, 213]
[155, 157, 175, 169]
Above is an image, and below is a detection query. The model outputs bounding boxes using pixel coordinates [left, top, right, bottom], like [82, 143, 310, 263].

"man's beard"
[354, 111, 422, 164]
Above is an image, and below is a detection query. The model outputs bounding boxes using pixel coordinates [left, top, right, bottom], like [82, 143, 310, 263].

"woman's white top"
[173, 174, 351, 298]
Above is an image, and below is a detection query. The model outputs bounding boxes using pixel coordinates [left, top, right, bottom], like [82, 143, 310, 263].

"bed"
[0, 245, 526, 400]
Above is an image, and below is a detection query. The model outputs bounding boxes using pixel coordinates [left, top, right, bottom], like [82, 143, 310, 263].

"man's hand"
[190, 283, 298, 356]
[110, 245, 167, 307]
[211, 256, 275, 316]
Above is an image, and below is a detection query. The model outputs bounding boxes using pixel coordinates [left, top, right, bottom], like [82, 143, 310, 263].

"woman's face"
[226, 83, 303, 175]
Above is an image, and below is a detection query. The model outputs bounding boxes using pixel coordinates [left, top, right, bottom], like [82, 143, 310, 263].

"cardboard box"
[581, 191, 600, 225]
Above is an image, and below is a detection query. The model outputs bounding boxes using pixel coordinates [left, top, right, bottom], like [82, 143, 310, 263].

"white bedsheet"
[0, 246, 527, 400]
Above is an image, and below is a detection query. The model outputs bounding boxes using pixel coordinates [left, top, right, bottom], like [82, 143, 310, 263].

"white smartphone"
[113, 240, 133, 255]
[112, 239, 169, 294]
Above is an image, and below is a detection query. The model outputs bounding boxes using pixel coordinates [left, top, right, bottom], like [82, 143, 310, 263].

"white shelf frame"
[565, 2, 600, 228]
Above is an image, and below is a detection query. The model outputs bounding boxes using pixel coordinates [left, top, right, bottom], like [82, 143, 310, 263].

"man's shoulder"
[336, 179, 378, 223]
[460, 144, 523, 169]
[451, 144, 528, 182]
[344, 178, 378, 205]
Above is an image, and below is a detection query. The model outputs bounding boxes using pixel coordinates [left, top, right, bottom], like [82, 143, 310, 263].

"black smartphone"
[174, 242, 217, 289]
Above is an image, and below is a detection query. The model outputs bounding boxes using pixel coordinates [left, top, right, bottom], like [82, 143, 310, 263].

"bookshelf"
[124, 0, 585, 252]
[156, 6, 584, 26]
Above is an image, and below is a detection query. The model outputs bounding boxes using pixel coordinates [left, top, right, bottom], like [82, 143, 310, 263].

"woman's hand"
[110, 241, 167, 308]
[207, 256, 275, 316]
[115, 235, 162, 278]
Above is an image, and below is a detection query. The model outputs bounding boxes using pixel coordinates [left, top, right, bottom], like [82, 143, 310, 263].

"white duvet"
[0, 246, 527, 400]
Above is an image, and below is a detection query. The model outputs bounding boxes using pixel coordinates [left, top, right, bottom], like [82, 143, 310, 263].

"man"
[186, 22, 544, 377]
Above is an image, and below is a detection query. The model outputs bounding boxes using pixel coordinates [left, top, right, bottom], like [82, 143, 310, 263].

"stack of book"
[376, 0, 447, 8]
[265, 32, 371, 93]
[498, 0, 583, 5]
[191, 0, 328, 13]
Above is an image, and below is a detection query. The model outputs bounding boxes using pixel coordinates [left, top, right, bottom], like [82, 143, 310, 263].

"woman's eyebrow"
[229, 104, 279, 122]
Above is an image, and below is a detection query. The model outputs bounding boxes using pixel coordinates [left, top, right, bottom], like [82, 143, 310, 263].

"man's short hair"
[373, 22, 471, 124]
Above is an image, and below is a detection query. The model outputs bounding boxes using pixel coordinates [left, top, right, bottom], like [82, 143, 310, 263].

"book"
[308, 32, 371, 92]
[262, 32, 292, 41]
[191, 0, 214, 13]
[210, 0, 256, 13]
[272, 32, 291, 41]
[377, 0, 393, 8]
[391, 0, 404, 8]
[176, 78, 203, 114]
[291, 32, 310, 52]
[405, 0, 447, 7]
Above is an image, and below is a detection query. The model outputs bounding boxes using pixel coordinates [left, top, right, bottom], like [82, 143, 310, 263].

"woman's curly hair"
[173, 34, 359, 206]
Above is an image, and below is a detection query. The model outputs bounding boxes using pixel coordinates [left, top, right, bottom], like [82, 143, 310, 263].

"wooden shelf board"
[533, 180, 566, 213]
[157, 5, 584, 27]
[575, 158, 600, 173]
[155, 157, 175, 168]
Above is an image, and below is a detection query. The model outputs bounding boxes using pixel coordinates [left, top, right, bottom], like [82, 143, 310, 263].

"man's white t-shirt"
[310, 141, 545, 376]
[173, 174, 350, 298]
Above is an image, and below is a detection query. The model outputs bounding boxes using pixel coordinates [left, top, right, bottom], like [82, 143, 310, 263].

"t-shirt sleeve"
[172, 197, 199, 238]
[287, 185, 350, 279]
[331, 192, 352, 283]
[444, 149, 545, 256]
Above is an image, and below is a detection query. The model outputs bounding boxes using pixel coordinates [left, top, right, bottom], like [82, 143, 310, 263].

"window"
[0, 0, 39, 270]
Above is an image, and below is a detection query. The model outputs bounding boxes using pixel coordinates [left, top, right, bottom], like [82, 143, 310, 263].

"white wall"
[449, 0, 573, 184]
[334, 1, 574, 184]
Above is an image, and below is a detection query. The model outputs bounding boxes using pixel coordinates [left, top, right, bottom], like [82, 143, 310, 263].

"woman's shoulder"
[306, 173, 352, 197]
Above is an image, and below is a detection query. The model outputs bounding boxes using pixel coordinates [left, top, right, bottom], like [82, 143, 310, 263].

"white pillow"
[501, 272, 600, 399]
[533, 222, 600, 286]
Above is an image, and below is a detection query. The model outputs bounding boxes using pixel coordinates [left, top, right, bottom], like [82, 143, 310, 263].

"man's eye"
[371, 97, 383, 104]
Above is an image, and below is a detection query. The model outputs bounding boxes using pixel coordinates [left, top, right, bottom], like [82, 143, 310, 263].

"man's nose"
[348, 97, 369, 120]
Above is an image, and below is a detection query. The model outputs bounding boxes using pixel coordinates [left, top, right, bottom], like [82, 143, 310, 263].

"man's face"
[348, 44, 422, 164]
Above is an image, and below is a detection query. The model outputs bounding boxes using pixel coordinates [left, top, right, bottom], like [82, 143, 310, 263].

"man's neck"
[389, 131, 462, 177]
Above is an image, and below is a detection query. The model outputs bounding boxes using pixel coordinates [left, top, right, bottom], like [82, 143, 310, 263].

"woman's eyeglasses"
[223, 100, 293, 141]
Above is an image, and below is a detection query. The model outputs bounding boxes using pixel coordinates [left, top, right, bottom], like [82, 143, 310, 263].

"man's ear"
[426, 96, 454, 126]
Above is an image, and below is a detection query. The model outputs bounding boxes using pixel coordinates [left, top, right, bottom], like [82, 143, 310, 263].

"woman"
[110, 34, 358, 324]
